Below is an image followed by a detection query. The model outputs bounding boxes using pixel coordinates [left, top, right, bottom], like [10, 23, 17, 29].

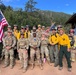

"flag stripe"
[0, 10, 8, 42]
[0, 29, 3, 40]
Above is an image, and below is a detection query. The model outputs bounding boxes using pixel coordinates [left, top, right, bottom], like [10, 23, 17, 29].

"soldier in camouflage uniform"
[69, 29, 76, 62]
[45, 27, 51, 38]
[30, 26, 38, 38]
[31, 26, 37, 33]
[36, 25, 42, 39]
[3, 25, 12, 38]
[40, 32, 51, 65]
[2, 26, 13, 59]
[17, 33, 29, 73]
[42, 26, 45, 33]
[3, 30, 16, 69]
[72, 35, 76, 62]
[29, 32, 43, 70]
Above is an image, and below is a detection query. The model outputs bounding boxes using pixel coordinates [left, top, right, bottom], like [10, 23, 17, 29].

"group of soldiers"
[1, 24, 76, 73]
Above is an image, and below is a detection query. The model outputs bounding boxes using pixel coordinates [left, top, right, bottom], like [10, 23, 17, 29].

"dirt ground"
[0, 59, 76, 75]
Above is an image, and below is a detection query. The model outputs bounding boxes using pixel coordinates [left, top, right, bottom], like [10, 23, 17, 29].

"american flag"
[0, 10, 8, 42]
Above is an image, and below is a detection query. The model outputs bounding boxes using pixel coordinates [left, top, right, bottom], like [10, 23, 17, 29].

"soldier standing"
[25, 25, 30, 39]
[45, 27, 51, 38]
[31, 26, 37, 33]
[13, 25, 19, 60]
[36, 24, 42, 39]
[17, 33, 29, 73]
[3, 25, 12, 38]
[49, 28, 59, 67]
[40, 32, 50, 65]
[30, 26, 38, 37]
[2, 25, 13, 43]
[17, 26, 25, 40]
[58, 28, 72, 72]
[69, 29, 75, 62]
[3, 30, 16, 69]
[13, 24, 19, 40]
[1, 26, 13, 60]
[42, 26, 45, 33]
[29, 32, 43, 70]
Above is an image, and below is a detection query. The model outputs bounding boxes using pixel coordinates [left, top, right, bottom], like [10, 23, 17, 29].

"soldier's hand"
[25, 50, 27, 53]
[51, 43, 54, 45]
[34, 47, 37, 50]
[17, 50, 19, 53]
[41, 38, 44, 40]
[67, 48, 70, 52]
[6, 46, 11, 50]
[32, 47, 35, 49]
[9, 46, 12, 49]
[6, 46, 9, 50]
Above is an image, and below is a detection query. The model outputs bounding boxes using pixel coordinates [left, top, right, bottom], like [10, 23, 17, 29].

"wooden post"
[72, 23, 75, 29]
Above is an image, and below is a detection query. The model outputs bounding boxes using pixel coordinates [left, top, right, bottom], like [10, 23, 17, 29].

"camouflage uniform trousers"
[30, 47, 41, 65]
[1, 48, 5, 59]
[71, 49, 76, 62]
[41, 46, 50, 62]
[5, 48, 14, 66]
[19, 49, 28, 69]
[49, 45, 59, 65]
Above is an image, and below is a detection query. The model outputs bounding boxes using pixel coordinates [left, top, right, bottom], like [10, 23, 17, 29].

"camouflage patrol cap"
[46, 27, 49, 29]
[7, 30, 12, 33]
[26, 25, 29, 28]
[57, 25, 62, 28]
[42, 26, 45, 28]
[21, 26, 25, 29]
[8, 25, 11, 28]
[33, 26, 36, 30]
[38, 24, 41, 27]
[14, 24, 17, 27]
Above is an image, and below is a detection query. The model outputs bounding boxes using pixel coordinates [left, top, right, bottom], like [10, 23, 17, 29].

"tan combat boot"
[48, 61, 52, 66]
[10, 65, 13, 69]
[19, 65, 23, 70]
[39, 64, 43, 70]
[31, 63, 34, 70]
[23, 68, 27, 73]
[3, 65, 8, 68]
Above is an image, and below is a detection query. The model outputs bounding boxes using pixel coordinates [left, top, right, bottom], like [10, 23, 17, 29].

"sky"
[1, 0, 76, 14]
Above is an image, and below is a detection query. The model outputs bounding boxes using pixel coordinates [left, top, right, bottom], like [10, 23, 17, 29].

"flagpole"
[0, 9, 9, 26]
